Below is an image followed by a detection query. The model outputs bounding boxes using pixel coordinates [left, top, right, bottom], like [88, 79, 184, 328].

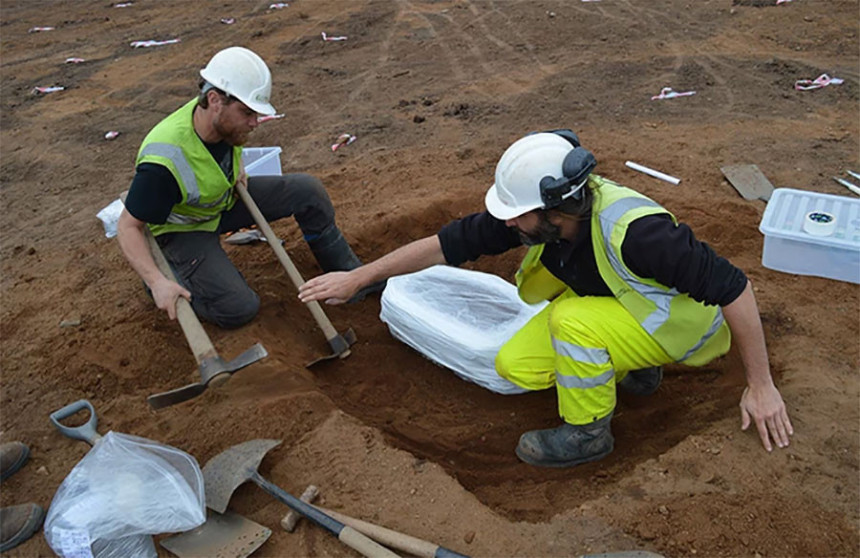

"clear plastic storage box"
[758, 188, 860, 284]
[242, 146, 282, 177]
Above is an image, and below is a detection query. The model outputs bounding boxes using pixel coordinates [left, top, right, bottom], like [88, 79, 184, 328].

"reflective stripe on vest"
[594, 187, 725, 362]
[139, 142, 234, 218]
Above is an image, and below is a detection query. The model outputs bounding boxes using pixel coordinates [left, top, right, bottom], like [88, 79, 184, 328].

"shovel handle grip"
[50, 400, 101, 445]
[143, 229, 218, 364]
[233, 183, 343, 343]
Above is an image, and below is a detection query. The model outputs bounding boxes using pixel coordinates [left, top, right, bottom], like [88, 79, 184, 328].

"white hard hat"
[485, 133, 576, 220]
[199, 46, 276, 116]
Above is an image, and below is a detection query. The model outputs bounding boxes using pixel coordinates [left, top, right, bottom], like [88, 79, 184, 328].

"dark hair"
[197, 79, 236, 108]
[552, 178, 595, 220]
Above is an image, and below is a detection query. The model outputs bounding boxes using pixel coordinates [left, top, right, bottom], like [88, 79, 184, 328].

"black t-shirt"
[437, 210, 747, 307]
[124, 139, 234, 224]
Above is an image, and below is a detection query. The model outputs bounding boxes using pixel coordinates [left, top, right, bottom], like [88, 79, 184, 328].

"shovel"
[203, 439, 400, 558]
[143, 227, 268, 409]
[50, 400, 271, 558]
[234, 183, 356, 366]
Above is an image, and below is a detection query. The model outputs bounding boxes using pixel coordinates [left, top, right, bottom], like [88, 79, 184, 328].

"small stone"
[60, 318, 82, 328]
[729, 8, 736, 15]
[410, 488, 416, 495]
[658, 505, 669, 516]
[464, 531, 475, 544]
[547, 11, 556, 17]
[36, 466, 48, 475]
[27, 247, 36, 255]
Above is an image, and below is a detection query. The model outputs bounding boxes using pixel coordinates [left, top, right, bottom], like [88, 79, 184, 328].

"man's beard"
[213, 118, 250, 146]
[517, 214, 562, 246]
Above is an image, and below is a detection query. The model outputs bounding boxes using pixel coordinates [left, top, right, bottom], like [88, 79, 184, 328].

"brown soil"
[1, 1, 858, 557]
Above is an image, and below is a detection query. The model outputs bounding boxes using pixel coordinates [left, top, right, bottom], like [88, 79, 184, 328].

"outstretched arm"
[299, 235, 446, 304]
[116, 209, 191, 320]
[722, 279, 793, 451]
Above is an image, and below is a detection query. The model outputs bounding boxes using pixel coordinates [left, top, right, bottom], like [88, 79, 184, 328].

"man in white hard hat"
[298, 130, 793, 468]
[118, 46, 379, 329]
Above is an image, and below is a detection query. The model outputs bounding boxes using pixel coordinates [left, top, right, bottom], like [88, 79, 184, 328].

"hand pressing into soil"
[740, 384, 793, 452]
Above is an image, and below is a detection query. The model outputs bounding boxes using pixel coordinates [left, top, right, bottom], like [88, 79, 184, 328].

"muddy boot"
[515, 414, 614, 468]
[0, 504, 45, 553]
[617, 366, 663, 396]
[308, 224, 386, 302]
[0, 442, 29, 482]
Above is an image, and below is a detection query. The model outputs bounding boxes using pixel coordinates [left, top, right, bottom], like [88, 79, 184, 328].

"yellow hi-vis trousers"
[495, 291, 672, 425]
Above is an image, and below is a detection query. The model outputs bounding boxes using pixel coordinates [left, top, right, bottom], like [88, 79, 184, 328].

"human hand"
[298, 271, 361, 305]
[150, 277, 192, 320]
[740, 384, 793, 452]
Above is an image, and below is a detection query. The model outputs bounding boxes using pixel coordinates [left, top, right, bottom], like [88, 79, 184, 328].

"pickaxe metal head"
[148, 343, 268, 409]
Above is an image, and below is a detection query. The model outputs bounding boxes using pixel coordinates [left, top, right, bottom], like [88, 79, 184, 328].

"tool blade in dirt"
[720, 164, 775, 202]
[160, 510, 272, 558]
[147, 343, 268, 410]
[307, 327, 357, 367]
[204, 439, 282, 514]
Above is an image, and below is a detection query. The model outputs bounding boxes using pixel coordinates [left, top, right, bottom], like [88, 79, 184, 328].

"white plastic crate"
[758, 188, 860, 284]
[242, 146, 282, 177]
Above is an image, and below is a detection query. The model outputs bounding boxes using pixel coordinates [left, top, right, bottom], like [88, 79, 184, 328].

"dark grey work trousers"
[156, 174, 334, 329]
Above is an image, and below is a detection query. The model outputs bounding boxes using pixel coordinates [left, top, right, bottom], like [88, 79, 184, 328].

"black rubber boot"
[617, 366, 663, 396]
[515, 413, 614, 468]
[308, 224, 386, 301]
[0, 503, 45, 553]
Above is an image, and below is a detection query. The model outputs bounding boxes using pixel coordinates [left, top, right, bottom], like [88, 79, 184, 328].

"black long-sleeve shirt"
[437, 210, 747, 307]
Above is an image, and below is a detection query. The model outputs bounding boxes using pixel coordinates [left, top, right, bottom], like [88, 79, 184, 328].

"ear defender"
[539, 147, 597, 209]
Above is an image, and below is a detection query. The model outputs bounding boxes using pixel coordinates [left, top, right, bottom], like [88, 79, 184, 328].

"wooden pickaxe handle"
[144, 226, 220, 366]
[234, 182, 350, 358]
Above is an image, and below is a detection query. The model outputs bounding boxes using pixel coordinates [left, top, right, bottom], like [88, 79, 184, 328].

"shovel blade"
[160, 510, 271, 558]
[204, 439, 282, 514]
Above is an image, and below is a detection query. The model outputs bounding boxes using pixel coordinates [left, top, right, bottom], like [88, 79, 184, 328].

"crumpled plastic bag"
[44, 431, 206, 558]
[96, 198, 124, 238]
[380, 265, 548, 394]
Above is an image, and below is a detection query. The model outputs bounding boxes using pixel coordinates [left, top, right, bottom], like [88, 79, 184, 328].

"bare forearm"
[722, 280, 773, 389]
[350, 235, 446, 287]
[116, 211, 168, 288]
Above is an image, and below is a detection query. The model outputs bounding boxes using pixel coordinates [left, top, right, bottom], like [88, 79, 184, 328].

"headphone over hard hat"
[485, 131, 596, 220]
[199, 46, 276, 116]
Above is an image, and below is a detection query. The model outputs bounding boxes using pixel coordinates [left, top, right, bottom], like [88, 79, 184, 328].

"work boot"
[515, 414, 614, 468]
[0, 443, 29, 482]
[617, 366, 663, 396]
[307, 224, 386, 301]
[0, 504, 45, 553]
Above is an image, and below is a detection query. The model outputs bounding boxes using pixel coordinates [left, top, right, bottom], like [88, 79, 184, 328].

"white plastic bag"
[44, 431, 206, 558]
[96, 198, 124, 238]
[380, 265, 547, 394]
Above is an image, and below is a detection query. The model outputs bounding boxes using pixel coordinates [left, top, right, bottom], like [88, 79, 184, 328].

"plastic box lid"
[759, 188, 860, 250]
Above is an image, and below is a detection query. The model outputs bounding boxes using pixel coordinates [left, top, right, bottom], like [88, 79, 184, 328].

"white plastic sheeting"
[380, 265, 547, 394]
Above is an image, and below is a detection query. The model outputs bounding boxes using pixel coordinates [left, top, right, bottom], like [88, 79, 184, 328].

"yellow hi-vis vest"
[136, 98, 242, 236]
[515, 175, 731, 366]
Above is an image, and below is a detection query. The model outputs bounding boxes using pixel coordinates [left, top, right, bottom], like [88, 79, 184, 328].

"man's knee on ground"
[207, 290, 260, 329]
